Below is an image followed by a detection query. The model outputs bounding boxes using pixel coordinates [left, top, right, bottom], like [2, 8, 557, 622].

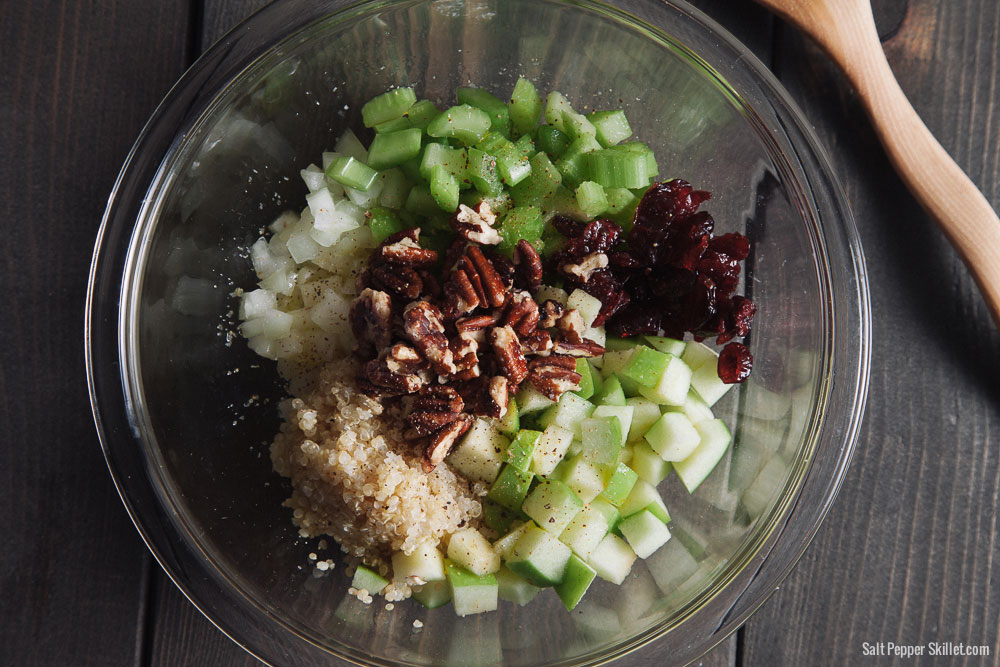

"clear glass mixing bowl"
[86, 0, 871, 664]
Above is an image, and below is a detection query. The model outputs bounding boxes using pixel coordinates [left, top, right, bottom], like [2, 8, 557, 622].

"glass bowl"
[86, 0, 870, 664]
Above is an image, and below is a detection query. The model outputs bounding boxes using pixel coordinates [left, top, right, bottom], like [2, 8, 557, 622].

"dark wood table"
[3, 0, 998, 664]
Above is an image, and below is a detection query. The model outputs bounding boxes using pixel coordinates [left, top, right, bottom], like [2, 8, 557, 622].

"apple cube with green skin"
[664, 390, 716, 425]
[573, 358, 598, 400]
[690, 361, 735, 407]
[351, 564, 389, 595]
[523, 479, 584, 535]
[497, 397, 520, 436]
[619, 509, 671, 558]
[592, 405, 633, 447]
[625, 397, 661, 443]
[539, 392, 594, 438]
[599, 462, 639, 506]
[496, 565, 542, 605]
[681, 340, 718, 371]
[447, 527, 501, 576]
[487, 463, 534, 510]
[644, 335, 686, 356]
[492, 521, 531, 561]
[531, 424, 575, 476]
[636, 354, 693, 406]
[412, 579, 451, 609]
[645, 411, 701, 462]
[507, 524, 573, 587]
[674, 419, 733, 492]
[590, 496, 623, 533]
[580, 415, 623, 465]
[618, 479, 670, 523]
[447, 561, 498, 616]
[629, 442, 673, 485]
[505, 429, 541, 472]
[559, 503, 611, 559]
[481, 499, 523, 535]
[392, 540, 447, 582]
[623, 345, 673, 387]
[567, 289, 603, 328]
[558, 454, 607, 502]
[516, 382, 556, 414]
[593, 375, 626, 406]
[554, 554, 598, 610]
[448, 418, 509, 484]
[587, 533, 636, 585]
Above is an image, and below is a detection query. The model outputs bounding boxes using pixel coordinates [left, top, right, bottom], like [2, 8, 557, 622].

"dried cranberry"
[718, 342, 753, 383]
[696, 250, 740, 294]
[710, 233, 750, 260]
[633, 180, 711, 228]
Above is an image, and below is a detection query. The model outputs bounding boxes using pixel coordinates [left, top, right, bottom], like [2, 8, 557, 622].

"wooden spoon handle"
[758, 0, 1000, 327]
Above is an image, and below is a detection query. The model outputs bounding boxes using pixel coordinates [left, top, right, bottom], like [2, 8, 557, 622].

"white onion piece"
[335, 129, 368, 163]
[260, 265, 296, 296]
[247, 334, 276, 360]
[345, 172, 384, 208]
[300, 163, 326, 192]
[240, 308, 293, 339]
[240, 288, 277, 319]
[309, 290, 351, 333]
[321, 151, 340, 172]
[268, 210, 298, 234]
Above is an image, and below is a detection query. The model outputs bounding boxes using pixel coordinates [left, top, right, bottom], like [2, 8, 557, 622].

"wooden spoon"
[754, 0, 1000, 328]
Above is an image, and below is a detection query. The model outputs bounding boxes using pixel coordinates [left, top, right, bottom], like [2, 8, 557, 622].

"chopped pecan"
[452, 375, 509, 418]
[423, 413, 474, 472]
[364, 345, 429, 394]
[450, 332, 480, 381]
[500, 291, 540, 338]
[486, 376, 510, 418]
[381, 235, 438, 267]
[444, 246, 508, 314]
[538, 300, 564, 329]
[552, 338, 606, 357]
[513, 240, 543, 291]
[371, 264, 423, 300]
[482, 248, 515, 293]
[406, 385, 464, 435]
[455, 312, 499, 333]
[451, 202, 501, 245]
[561, 251, 608, 282]
[555, 308, 587, 343]
[403, 301, 456, 376]
[490, 325, 529, 385]
[349, 288, 393, 355]
[527, 355, 581, 401]
[520, 328, 553, 356]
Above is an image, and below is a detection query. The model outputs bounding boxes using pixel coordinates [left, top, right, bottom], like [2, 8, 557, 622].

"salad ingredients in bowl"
[238, 79, 756, 617]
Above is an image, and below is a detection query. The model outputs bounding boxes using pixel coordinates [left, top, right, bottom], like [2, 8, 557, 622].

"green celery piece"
[575, 180, 609, 218]
[587, 110, 632, 147]
[461, 190, 514, 218]
[475, 132, 509, 155]
[556, 135, 602, 188]
[377, 168, 411, 210]
[374, 116, 411, 133]
[563, 110, 597, 141]
[406, 99, 440, 130]
[506, 429, 541, 471]
[496, 205, 543, 256]
[420, 142, 468, 180]
[538, 212, 569, 258]
[487, 464, 534, 511]
[616, 141, 658, 176]
[544, 91, 575, 133]
[366, 127, 423, 170]
[458, 87, 511, 136]
[405, 185, 440, 217]
[367, 207, 405, 244]
[362, 87, 417, 127]
[509, 76, 542, 137]
[585, 148, 652, 189]
[428, 164, 460, 211]
[509, 152, 562, 207]
[605, 187, 639, 229]
[467, 148, 504, 197]
[325, 156, 378, 191]
[494, 140, 532, 186]
[536, 125, 570, 159]
[515, 133, 536, 159]
[427, 104, 492, 145]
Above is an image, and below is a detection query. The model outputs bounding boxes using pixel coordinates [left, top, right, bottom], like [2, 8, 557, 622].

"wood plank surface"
[740, 0, 1000, 664]
[0, 1, 193, 666]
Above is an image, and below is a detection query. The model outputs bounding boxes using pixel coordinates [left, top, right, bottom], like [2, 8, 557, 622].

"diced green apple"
[351, 564, 389, 595]
[448, 528, 501, 576]
[636, 355, 693, 406]
[412, 579, 451, 609]
[559, 503, 611, 559]
[531, 424, 575, 476]
[580, 415, 623, 465]
[593, 375, 626, 406]
[644, 335, 686, 356]
[573, 357, 597, 399]
[505, 429, 540, 472]
[448, 418, 509, 484]
[554, 554, 597, 610]
[618, 479, 670, 523]
[392, 540, 447, 582]
[496, 565, 542, 605]
[492, 521, 531, 561]
[680, 341, 718, 371]
[516, 382, 556, 414]
[507, 524, 573, 587]
[592, 405, 633, 447]
[599, 462, 638, 506]
[539, 392, 594, 438]
[487, 464, 534, 511]
[522, 479, 584, 534]
[447, 561, 498, 616]
[497, 397, 520, 436]
[625, 397, 662, 443]
[690, 361, 735, 407]
[587, 533, 636, 585]
[618, 509, 671, 558]
[556, 454, 607, 503]
[644, 411, 701, 462]
[623, 345, 672, 387]
[566, 289, 603, 328]
[629, 442, 673, 485]
[673, 418, 733, 493]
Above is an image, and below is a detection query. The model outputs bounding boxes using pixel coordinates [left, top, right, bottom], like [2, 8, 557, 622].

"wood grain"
[741, 0, 1000, 664]
[0, 1, 192, 665]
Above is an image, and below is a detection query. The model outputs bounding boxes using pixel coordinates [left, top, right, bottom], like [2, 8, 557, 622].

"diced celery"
[544, 91, 575, 133]
[427, 104, 492, 145]
[362, 87, 416, 127]
[377, 168, 410, 209]
[406, 99, 439, 130]
[373, 116, 411, 133]
[556, 135, 602, 187]
[575, 181, 609, 218]
[458, 87, 512, 136]
[367, 207, 405, 244]
[325, 156, 378, 191]
[587, 110, 632, 147]
[585, 148, 652, 189]
[420, 143, 468, 180]
[563, 110, 597, 141]
[509, 76, 542, 136]
[494, 140, 532, 186]
[366, 127, 423, 170]
[537, 124, 571, 158]
[429, 164, 460, 211]
[467, 148, 504, 197]
[617, 141, 658, 177]
[514, 133, 536, 159]
[496, 205, 543, 256]
[509, 152, 562, 207]
[405, 185, 440, 217]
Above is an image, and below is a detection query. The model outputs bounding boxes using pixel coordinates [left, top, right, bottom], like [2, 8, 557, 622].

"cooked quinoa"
[270, 357, 484, 594]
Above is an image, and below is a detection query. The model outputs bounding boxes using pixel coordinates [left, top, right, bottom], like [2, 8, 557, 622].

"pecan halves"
[370, 264, 423, 300]
[555, 308, 587, 343]
[455, 312, 499, 333]
[450, 332, 480, 381]
[513, 240, 543, 291]
[527, 355, 581, 401]
[444, 246, 508, 314]
[379, 228, 438, 267]
[552, 338, 606, 357]
[520, 328, 553, 356]
[538, 300, 564, 329]
[500, 291, 540, 338]
[561, 251, 609, 282]
[363, 344, 429, 394]
[451, 202, 501, 245]
[406, 385, 464, 435]
[490, 325, 529, 385]
[349, 288, 393, 355]
[423, 413, 474, 472]
[403, 301, 456, 376]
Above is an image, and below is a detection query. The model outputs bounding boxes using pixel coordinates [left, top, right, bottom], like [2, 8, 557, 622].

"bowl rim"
[86, 0, 871, 664]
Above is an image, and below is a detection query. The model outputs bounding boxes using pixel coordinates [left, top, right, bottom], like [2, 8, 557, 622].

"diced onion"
[240, 288, 277, 319]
